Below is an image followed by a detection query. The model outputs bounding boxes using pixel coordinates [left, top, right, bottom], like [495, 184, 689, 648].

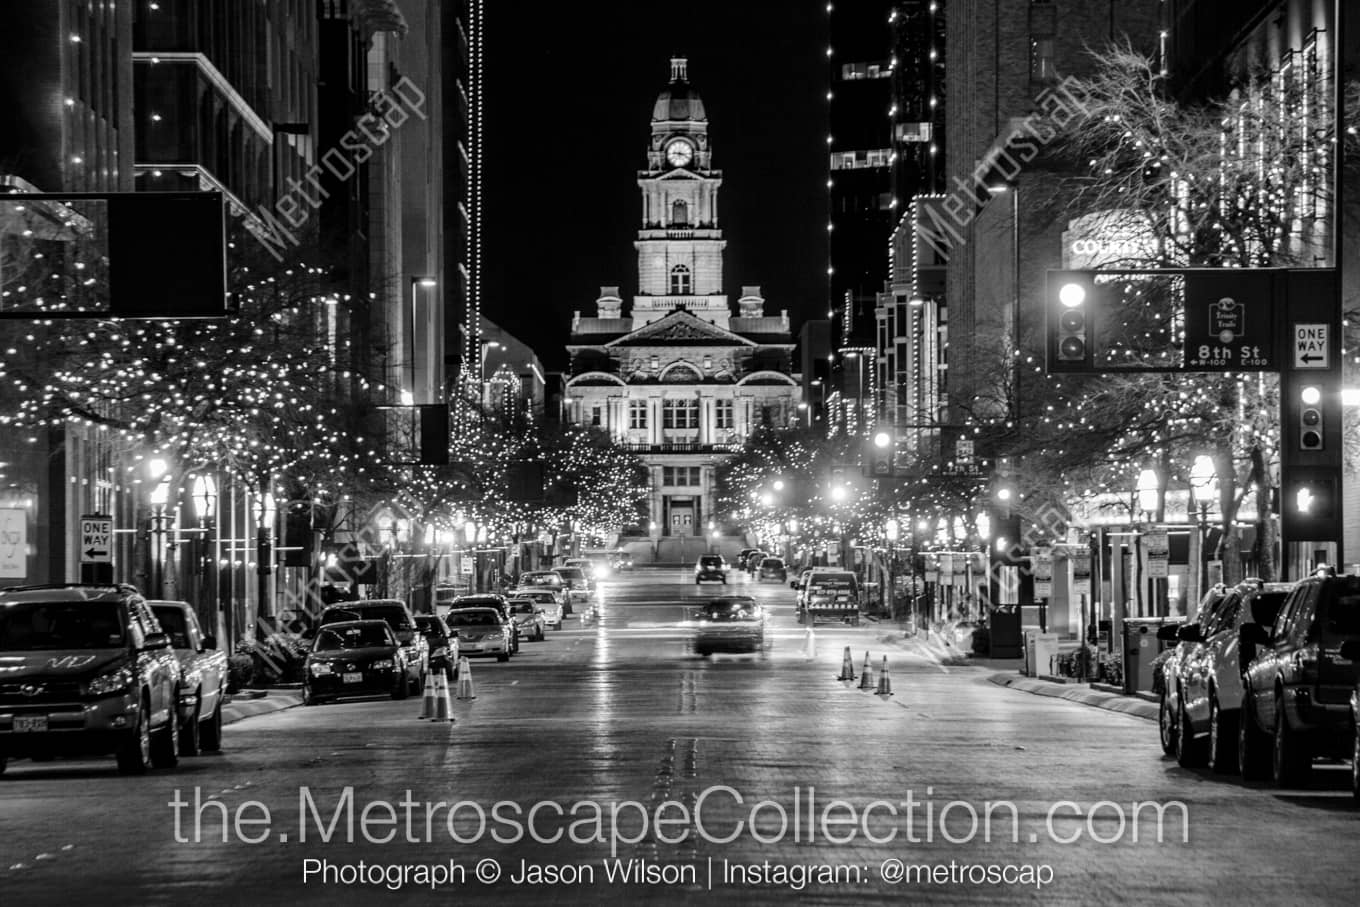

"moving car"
[509, 601, 547, 642]
[800, 571, 861, 625]
[610, 551, 635, 572]
[693, 597, 767, 656]
[757, 557, 788, 583]
[0, 583, 183, 775]
[447, 594, 521, 653]
[149, 600, 229, 756]
[1238, 570, 1360, 785]
[695, 554, 727, 585]
[1169, 581, 1291, 771]
[316, 600, 427, 694]
[303, 620, 409, 705]
[414, 614, 458, 680]
[509, 590, 563, 629]
[517, 571, 571, 614]
[445, 608, 514, 662]
[553, 567, 593, 606]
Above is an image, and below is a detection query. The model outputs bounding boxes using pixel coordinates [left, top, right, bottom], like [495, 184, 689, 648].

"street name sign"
[80, 514, 113, 563]
[1292, 323, 1329, 369]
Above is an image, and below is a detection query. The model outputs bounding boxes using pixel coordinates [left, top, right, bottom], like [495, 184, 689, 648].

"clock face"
[666, 140, 693, 168]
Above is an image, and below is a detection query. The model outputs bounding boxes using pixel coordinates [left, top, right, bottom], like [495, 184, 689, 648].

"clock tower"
[634, 57, 728, 327]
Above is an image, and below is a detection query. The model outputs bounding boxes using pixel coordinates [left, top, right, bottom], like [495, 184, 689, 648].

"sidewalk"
[986, 672, 1159, 721]
[221, 687, 304, 726]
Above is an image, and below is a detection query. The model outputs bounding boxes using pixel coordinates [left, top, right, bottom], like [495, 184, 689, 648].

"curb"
[987, 673, 1158, 722]
[221, 692, 304, 726]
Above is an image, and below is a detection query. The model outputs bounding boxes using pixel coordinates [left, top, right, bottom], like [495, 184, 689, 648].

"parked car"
[553, 567, 593, 606]
[610, 551, 635, 571]
[149, 600, 229, 756]
[517, 571, 571, 614]
[316, 600, 427, 694]
[1238, 571, 1360, 785]
[692, 597, 767, 656]
[445, 608, 514, 662]
[1170, 581, 1291, 771]
[743, 551, 767, 574]
[303, 620, 409, 705]
[757, 557, 788, 583]
[414, 614, 458, 680]
[446, 594, 521, 653]
[737, 548, 759, 570]
[0, 583, 183, 775]
[695, 554, 727, 585]
[509, 590, 563, 629]
[1348, 657, 1360, 800]
[1156, 584, 1233, 756]
[508, 601, 547, 642]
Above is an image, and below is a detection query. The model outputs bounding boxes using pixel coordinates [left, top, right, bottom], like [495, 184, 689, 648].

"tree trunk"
[1250, 445, 1278, 581]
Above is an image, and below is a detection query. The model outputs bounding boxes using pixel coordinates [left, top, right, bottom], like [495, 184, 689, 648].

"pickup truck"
[149, 601, 229, 756]
[799, 571, 862, 626]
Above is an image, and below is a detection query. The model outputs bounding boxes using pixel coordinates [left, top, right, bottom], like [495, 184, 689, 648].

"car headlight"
[371, 659, 395, 670]
[87, 666, 134, 696]
[484, 632, 504, 641]
[308, 661, 334, 677]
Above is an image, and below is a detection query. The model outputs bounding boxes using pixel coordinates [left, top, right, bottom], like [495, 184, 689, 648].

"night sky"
[482, 3, 829, 370]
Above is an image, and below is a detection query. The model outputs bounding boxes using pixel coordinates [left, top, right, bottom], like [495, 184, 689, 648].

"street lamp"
[253, 489, 277, 621]
[1189, 455, 1220, 602]
[149, 475, 171, 598]
[1135, 467, 1161, 616]
[191, 475, 219, 644]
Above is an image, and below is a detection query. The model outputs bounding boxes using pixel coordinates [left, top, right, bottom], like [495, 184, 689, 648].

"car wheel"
[695, 579, 701, 586]
[1352, 718, 1359, 801]
[303, 684, 321, 706]
[178, 698, 202, 757]
[200, 695, 224, 751]
[151, 703, 179, 769]
[1207, 695, 1238, 774]
[497, 652, 510, 663]
[1272, 695, 1311, 787]
[1176, 697, 1206, 768]
[0, 755, 6, 775]
[116, 696, 153, 775]
[1158, 690, 1178, 755]
[1238, 692, 1271, 781]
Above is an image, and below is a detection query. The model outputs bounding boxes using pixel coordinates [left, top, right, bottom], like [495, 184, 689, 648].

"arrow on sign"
[1300, 353, 1325, 364]
[84, 548, 108, 559]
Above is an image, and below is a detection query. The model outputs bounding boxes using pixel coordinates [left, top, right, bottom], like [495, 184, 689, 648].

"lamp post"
[1136, 467, 1161, 617]
[1189, 455, 1220, 607]
[974, 509, 991, 621]
[884, 518, 899, 617]
[191, 474, 219, 644]
[149, 475, 171, 599]
[253, 486, 277, 623]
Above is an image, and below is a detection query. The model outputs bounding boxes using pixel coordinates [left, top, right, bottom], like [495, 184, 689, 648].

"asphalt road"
[2, 568, 1356, 906]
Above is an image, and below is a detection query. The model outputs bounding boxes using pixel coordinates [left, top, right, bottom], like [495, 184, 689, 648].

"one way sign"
[1293, 323, 1330, 369]
[80, 514, 113, 563]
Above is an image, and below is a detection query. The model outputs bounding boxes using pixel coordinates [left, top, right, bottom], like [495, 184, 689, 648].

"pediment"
[606, 309, 755, 347]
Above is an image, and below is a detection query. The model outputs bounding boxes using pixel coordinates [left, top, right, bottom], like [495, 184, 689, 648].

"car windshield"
[556, 568, 584, 579]
[314, 624, 392, 651]
[700, 601, 760, 622]
[414, 617, 447, 640]
[700, 557, 723, 566]
[514, 592, 553, 603]
[322, 605, 412, 632]
[761, 559, 783, 568]
[447, 611, 498, 628]
[0, 601, 126, 650]
[510, 603, 536, 615]
[151, 606, 192, 648]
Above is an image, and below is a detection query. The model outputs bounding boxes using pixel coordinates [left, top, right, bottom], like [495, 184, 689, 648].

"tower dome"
[652, 57, 706, 123]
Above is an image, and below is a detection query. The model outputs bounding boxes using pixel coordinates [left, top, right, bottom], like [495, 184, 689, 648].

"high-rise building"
[445, 0, 485, 394]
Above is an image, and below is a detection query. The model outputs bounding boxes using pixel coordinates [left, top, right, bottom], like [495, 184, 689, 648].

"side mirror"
[1176, 625, 1204, 644]
[1156, 624, 1182, 642]
[143, 632, 170, 650]
[202, 634, 218, 651]
[1339, 640, 1360, 662]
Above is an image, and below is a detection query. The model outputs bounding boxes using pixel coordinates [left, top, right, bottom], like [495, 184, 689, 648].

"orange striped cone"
[876, 655, 893, 696]
[455, 656, 476, 700]
[418, 670, 437, 719]
[434, 670, 454, 722]
[837, 646, 856, 681]
[803, 626, 816, 658]
[858, 651, 876, 691]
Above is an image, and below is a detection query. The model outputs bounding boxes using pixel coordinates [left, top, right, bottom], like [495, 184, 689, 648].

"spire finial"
[670, 56, 688, 82]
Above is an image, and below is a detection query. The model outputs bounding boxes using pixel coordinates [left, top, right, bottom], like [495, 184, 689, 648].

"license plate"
[342, 672, 363, 684]
[14, 715, 48, 732]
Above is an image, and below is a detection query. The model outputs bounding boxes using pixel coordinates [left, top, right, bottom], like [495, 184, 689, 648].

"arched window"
[671, 199, 688, 225]
[670, 264, 692, 295]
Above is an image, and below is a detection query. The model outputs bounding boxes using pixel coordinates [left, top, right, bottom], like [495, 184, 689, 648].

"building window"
[714, 399, 734, 429]
[629, 400, 648, 429]
[663, 467, 702, 486]
[590, 405, 603, 427]
[669, 264, 692, 295]
[671, 199, 688, 225]
[663, 399, 698, 429]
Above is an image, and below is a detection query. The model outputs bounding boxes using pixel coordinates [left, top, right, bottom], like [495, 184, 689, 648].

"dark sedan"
[693, 597, 767, 656]
[303, 620, 408, 705]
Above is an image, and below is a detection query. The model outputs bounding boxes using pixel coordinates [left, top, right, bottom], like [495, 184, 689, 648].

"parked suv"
[1170, 581, 1292, 771]
[695, 555, 727, 585]
[316, 600, 427, 694]
[1238, 571, 1360, 785]
[0, 584, 183, 775]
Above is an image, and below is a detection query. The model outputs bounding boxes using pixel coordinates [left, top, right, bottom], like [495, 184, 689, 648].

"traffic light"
[1046, 270, 1096, 372]
[864, 430, 894, 477]
[1299, 385, 1323, 451]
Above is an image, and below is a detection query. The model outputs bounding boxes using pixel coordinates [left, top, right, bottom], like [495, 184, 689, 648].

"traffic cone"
[837, 646, 856, 681]
[858, 651, 876, 691]
[876, 655, 893, 696]
[455, 656, 476, 700]
[803, 626, 816, 658]
[417, 670, 437, 719]
[434, 670, 454, 722]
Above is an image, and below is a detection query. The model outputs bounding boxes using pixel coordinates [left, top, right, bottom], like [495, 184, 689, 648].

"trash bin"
[1121, 617, 1180, 695]
[989, 609, 1022, 658]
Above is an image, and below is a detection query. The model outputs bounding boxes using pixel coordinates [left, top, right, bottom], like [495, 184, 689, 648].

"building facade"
[565, 58, 799, 540]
